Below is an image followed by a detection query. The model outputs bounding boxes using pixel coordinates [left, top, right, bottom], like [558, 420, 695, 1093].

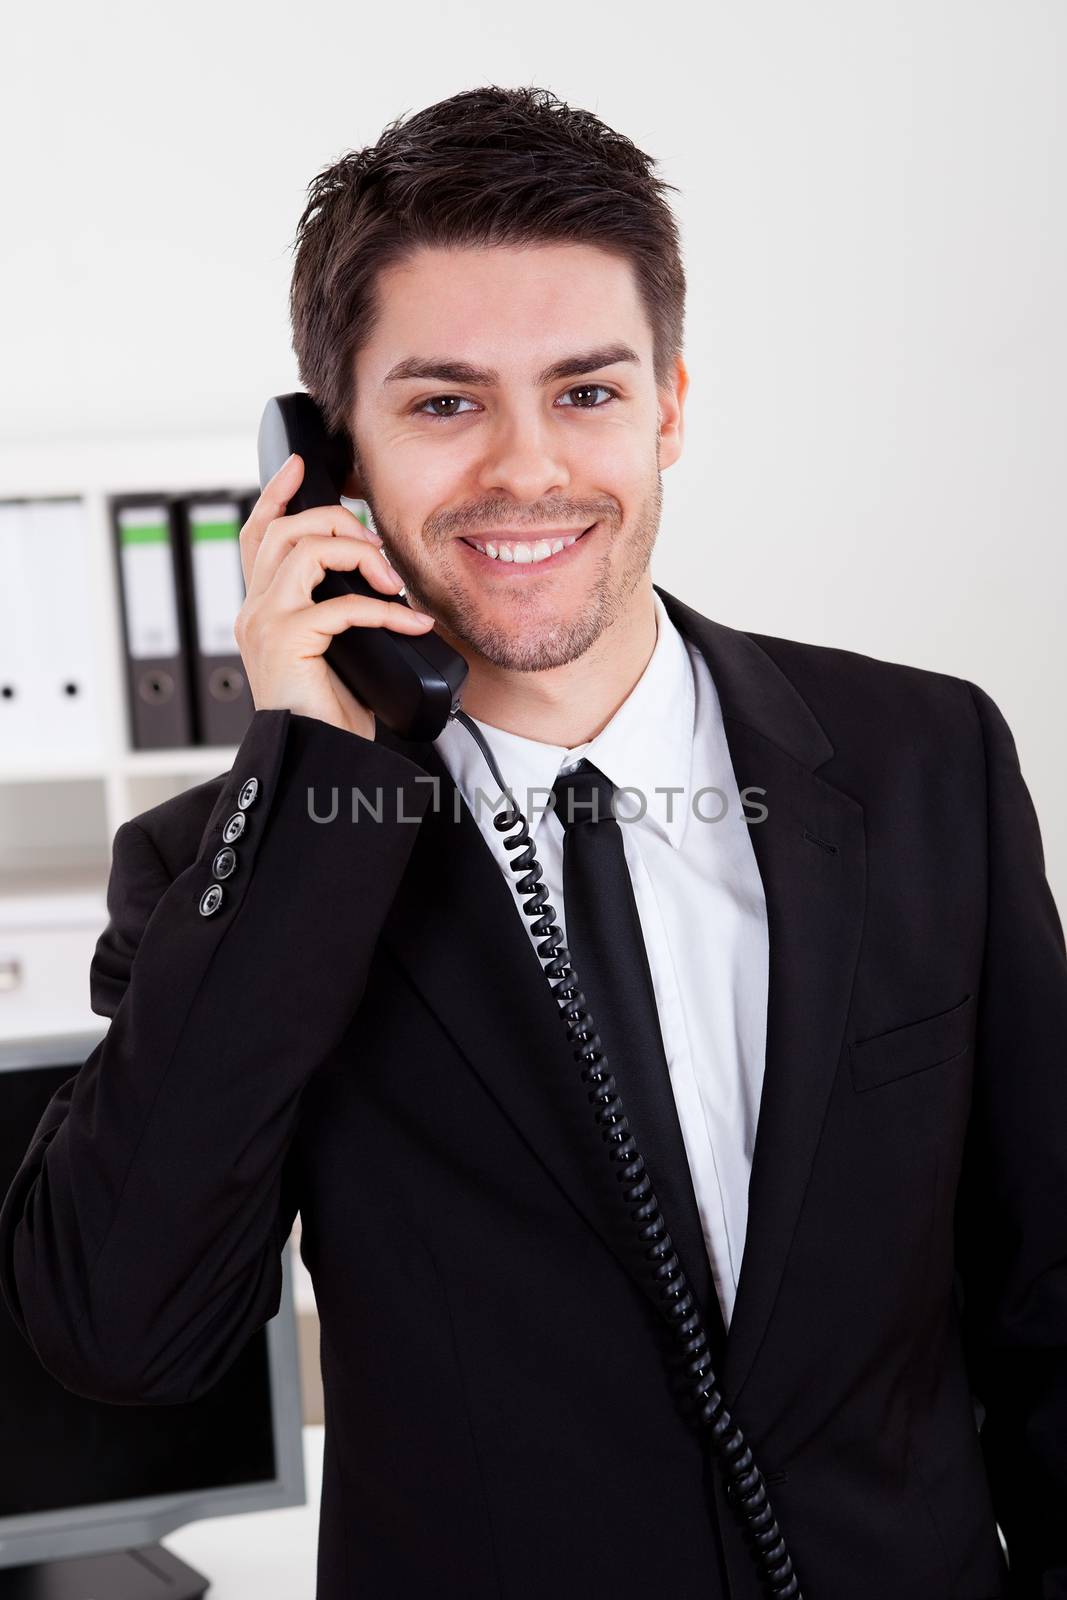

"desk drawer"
[0, 923, 103, 1039]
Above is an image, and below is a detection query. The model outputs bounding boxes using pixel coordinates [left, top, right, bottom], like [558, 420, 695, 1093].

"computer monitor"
[0, 1029, 305, 1598]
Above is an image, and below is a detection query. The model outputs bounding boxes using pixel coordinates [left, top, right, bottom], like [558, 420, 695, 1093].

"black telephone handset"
[255, 392, 803, 1598]
[256, 392, 468, 742]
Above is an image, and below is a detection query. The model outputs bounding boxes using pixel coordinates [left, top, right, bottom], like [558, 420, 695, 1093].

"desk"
[162, 1425, 323, 1598]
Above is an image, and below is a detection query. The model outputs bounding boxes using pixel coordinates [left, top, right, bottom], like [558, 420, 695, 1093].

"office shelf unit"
[0, 433, 255, 1040]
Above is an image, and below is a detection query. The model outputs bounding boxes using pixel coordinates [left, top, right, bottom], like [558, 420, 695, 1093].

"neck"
[451, 579, 659, 749]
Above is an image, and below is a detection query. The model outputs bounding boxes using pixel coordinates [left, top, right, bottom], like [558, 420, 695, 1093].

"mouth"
[457, 523, 597, 571]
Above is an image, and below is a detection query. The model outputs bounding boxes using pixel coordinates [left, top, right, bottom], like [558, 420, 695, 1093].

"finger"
[239, 453, 308, 591]
[298, 593, 437, 645]
[247, 500, 384, 601]
[269, 532, 405, 616]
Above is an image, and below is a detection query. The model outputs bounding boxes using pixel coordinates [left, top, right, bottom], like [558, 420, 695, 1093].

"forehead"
[360, 242, 651, 378]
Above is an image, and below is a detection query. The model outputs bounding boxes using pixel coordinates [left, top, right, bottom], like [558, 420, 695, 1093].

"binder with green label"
[111, 494, 195, 750]
[177, 493, 256, 746]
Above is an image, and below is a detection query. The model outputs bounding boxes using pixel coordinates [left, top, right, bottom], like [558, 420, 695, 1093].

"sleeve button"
[199, 883, 224, 916]
[222, 811, 247, 844]
[212, 847, 237, 880]
[237, 776, 260, 809]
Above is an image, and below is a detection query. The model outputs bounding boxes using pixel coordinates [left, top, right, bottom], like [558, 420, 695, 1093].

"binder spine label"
[117, 507, 180, 659]
[188, 502, 246, 656]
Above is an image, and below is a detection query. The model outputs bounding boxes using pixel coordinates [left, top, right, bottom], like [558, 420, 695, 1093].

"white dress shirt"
[432, 591, 769, 1329]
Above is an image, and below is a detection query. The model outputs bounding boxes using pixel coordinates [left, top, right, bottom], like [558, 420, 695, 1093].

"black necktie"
[550, 760, 726, 1359]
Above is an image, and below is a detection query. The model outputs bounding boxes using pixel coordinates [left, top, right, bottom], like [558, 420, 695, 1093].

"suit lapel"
[654, 588, 867, 1405]
[374, 585, 866, 1406]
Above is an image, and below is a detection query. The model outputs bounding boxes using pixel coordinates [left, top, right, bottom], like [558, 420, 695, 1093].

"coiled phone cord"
[453, 709, 803, 1600]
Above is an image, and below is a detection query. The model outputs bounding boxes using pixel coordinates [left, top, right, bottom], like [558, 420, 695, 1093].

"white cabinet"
[0, 921, 104, 1036]
[0, 434, 255, 1040]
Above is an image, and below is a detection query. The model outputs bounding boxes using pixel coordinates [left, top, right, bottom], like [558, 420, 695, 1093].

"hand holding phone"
[255, 394, 468, 741]
[235, 453, 437, 740]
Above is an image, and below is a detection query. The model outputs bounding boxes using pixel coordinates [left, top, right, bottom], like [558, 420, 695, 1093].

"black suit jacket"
[2, 586, 1065, 1599]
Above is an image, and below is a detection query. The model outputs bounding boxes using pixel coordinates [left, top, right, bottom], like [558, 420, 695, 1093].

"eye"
[413, 395, 479, 420]
[556, 383, 620, 409]
[411, 384, 620, 422]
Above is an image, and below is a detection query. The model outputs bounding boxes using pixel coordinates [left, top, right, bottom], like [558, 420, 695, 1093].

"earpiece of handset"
[257, 392, 468, 742]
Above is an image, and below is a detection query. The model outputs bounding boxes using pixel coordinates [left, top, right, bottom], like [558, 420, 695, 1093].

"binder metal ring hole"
[139, 671, 175, 704]
[208, 666, 246, 704]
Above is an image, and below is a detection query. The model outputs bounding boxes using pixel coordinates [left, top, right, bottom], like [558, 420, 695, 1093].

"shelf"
[0, 758, 111, 785]
[1, 442, 254, 954]
[0, 865, 109, 926]
[122, 745, 239, 776]
[0, 745, 239, 785]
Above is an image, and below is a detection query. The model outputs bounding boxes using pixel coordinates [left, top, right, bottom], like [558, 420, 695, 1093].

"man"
[2, 85, 1065, 1600]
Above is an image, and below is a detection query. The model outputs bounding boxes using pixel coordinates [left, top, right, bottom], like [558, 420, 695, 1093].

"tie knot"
[551, 759, 617, 830]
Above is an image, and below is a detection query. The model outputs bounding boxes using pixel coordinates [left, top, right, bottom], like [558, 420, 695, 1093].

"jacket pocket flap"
[850, 993, 975, 1092]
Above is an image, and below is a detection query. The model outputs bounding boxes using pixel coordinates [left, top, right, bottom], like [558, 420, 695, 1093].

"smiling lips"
[461, 525, 594, 564]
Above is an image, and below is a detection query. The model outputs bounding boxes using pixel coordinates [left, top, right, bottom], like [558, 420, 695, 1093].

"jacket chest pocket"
[850, 993, 975, 1092]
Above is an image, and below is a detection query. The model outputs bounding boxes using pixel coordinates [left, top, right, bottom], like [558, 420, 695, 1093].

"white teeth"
[512, 541, 553, 563]
[466, 529, 586, 563]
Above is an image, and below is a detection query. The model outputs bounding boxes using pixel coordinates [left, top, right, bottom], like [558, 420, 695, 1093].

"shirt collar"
[433, 590, 697, 850]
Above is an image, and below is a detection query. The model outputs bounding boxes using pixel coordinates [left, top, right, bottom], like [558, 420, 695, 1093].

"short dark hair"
[288, 85, 687, 445]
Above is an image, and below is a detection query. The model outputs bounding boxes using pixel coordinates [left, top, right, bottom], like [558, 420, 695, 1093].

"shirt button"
[222, 811, 247, 844]
[199, 883, 224, 917]
[237, 776, 260, 810]
[212, 846, 237, 880]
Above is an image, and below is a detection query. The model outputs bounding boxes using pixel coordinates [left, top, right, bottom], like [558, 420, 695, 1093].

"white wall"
[3, 0, 1065, 902]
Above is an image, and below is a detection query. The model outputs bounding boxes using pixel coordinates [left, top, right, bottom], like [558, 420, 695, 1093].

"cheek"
[377, 437, 465, 509]
[583, 426, 651, 485]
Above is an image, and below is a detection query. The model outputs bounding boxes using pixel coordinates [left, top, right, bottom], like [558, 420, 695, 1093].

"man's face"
[347, 242, 687, 673]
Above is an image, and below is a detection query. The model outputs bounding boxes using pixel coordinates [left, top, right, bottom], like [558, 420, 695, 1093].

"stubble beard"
[353, 448, 664, 674]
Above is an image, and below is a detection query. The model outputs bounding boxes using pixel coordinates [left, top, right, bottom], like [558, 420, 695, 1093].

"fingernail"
[414, 611, 434, 622]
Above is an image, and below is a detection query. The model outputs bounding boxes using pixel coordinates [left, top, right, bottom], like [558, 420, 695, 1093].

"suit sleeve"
[954, 680, 1067, 1599]
[0, 708, 434, 1406]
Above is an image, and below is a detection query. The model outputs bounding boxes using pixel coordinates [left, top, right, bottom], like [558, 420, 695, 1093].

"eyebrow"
[382, 342, 641, 387]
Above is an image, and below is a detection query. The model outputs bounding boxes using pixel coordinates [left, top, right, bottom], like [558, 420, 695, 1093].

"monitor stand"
[0, 1545, 208, 1598]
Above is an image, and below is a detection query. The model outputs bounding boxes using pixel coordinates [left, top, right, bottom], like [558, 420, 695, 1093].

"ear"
[657, 353, 688, 470]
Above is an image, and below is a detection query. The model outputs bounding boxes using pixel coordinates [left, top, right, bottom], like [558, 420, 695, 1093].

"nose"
[474, 405, 572, 503]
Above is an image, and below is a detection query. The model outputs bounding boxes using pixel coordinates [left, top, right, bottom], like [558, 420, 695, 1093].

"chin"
[456, 591, 612, 675]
